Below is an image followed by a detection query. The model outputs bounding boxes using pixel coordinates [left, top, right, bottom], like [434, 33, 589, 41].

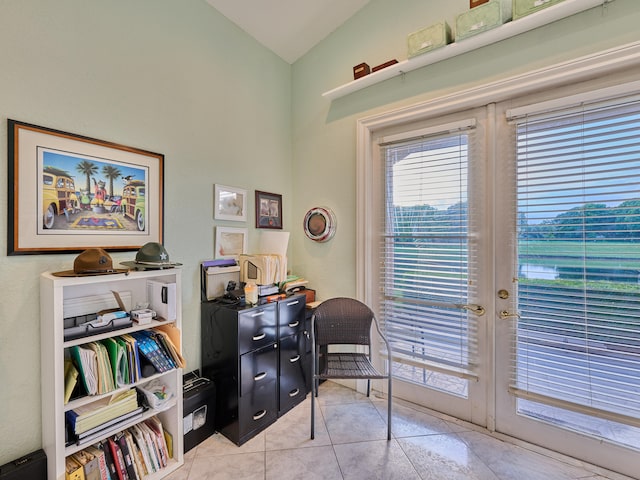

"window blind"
[379, 121, 481, 381]
[510, 96, 640, 427]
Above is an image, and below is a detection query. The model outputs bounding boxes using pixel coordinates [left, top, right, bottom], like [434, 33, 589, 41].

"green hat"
[121, 242, 182, 270]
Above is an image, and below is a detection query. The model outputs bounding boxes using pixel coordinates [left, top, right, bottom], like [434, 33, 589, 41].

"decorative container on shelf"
[455, 0, 511, 42]
[408, 21, 452, 58]
[513, 0, 565, 20]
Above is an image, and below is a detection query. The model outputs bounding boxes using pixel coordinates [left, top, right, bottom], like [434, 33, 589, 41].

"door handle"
[289, 355, 300, 363]
[288, 320, 300, 328]
[288, 388, 300, 397]
[252, 332, 266, 341]
[254, 372, 267, 381]
[499, 310, 521, 319]
[456, 303, 486, 316]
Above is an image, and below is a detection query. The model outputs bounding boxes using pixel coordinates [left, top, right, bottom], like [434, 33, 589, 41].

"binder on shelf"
[130, 331, 175, 374]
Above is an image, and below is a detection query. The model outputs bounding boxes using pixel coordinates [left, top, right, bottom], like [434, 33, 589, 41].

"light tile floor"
[165, 381, 636, 480]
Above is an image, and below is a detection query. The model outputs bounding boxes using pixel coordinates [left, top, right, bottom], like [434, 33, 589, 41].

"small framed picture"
[214, 184, 247, 222]
[215, 226, 248, 259]
[255, 190, 282, 229]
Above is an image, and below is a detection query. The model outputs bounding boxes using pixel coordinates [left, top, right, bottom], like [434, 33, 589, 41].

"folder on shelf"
[152, 326, 185, 368]
[86, 342, 116, 394]
[64, 358, 80, 404]
[70, 345, 98, 396]
[102, 337, 129, 387]
[120, 334, 142, 383]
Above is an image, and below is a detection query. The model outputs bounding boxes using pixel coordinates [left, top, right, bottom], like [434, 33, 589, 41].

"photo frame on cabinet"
[7, 119, 164, 255]
[214, 184, 247, 222]
[255, 190, 282, 229]
[215, 226, 248, 259]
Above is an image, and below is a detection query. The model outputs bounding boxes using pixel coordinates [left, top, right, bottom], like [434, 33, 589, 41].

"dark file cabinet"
[201, 294, 308, 445]
[277, 296, 307, 414]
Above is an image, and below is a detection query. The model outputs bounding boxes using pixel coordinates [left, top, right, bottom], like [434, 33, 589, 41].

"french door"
[359, 72, 640, 478]
[493, 86, 640, 476]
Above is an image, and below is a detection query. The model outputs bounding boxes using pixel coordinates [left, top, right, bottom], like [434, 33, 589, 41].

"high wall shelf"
[40, 268, 184, 480]
[322, 0, 611, 101]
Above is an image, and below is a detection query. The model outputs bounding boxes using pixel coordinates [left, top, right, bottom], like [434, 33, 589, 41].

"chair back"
[312, 297, 375, 346]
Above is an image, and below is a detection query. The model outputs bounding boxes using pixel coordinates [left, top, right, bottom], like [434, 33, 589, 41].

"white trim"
[506, 79, 640, 120]
[378, 118, 476, 145]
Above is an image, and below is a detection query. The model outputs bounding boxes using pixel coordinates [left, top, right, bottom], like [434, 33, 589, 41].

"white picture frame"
[215, 226, 248, 259]
[214, 184, 247, 221]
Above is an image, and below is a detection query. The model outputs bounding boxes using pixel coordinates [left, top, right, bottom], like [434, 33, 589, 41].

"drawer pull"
[253, 410, 267, 421]
[289, 388, 300, 397]
[251, 311, 265, 318]
[252, 332, 266, 341]
[254, 372, 267, 381]
[289, 355, 300, 363]
[286, 300, 300, 306]
[288, 320, 299, 328]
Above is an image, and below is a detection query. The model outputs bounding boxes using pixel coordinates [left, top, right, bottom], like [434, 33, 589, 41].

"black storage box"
[183, 371, 216, 452]
[0, 449, 47, 480]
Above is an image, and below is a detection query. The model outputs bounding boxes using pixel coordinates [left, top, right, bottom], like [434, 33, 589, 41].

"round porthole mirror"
[303, 207, 336, 242]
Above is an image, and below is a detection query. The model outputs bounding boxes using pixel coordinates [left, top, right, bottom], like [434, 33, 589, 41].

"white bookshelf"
[40, 269, 184, 480]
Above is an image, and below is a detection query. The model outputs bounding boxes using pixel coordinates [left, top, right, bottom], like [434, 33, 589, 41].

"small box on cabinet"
[353, 62, 370, 79]
[408, 21, 451, 58]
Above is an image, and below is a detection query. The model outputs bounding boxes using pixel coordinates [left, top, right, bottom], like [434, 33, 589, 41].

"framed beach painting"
[7, 119, 164, 255]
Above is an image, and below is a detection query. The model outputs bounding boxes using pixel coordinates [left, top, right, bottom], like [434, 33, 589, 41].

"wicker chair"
[310, 297, 392, 440]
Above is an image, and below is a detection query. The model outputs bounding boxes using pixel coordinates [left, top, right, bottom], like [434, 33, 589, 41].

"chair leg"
[311, 382, 315, 439]
[387, 376, 392, 441]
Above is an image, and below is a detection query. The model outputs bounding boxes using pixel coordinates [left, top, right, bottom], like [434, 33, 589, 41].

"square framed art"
[255, 190, 282, 229]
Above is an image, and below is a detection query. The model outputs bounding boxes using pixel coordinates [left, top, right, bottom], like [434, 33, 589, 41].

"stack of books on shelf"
[65, 327, 184, 403]
[66, 389, 142, 446]
[65, 416, 172, 480]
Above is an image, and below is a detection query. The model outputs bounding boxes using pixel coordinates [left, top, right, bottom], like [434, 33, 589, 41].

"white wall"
[290, 0, 640, 301]
[0, 0, 291, 462]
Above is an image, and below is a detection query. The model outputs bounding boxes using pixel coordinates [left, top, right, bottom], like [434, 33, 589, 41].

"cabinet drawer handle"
[252, 332, 266, 341]
[288, 320, 299, 328]
[286, 300, 300, 306]
[289, 355, 300, 363]
[251, 311, 265, 318]
[254, 372, 267, 381]
[253, 410, 267, 421]
[289, 388, 300, 398]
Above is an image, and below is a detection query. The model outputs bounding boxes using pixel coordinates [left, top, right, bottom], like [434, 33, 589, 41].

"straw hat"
[120, 242, 182, 270]
[52, 248, 130, 277]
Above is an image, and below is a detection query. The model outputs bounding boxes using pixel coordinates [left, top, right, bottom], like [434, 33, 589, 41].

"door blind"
[510, 96, 640, 426]
[379, 122, 481, 381]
